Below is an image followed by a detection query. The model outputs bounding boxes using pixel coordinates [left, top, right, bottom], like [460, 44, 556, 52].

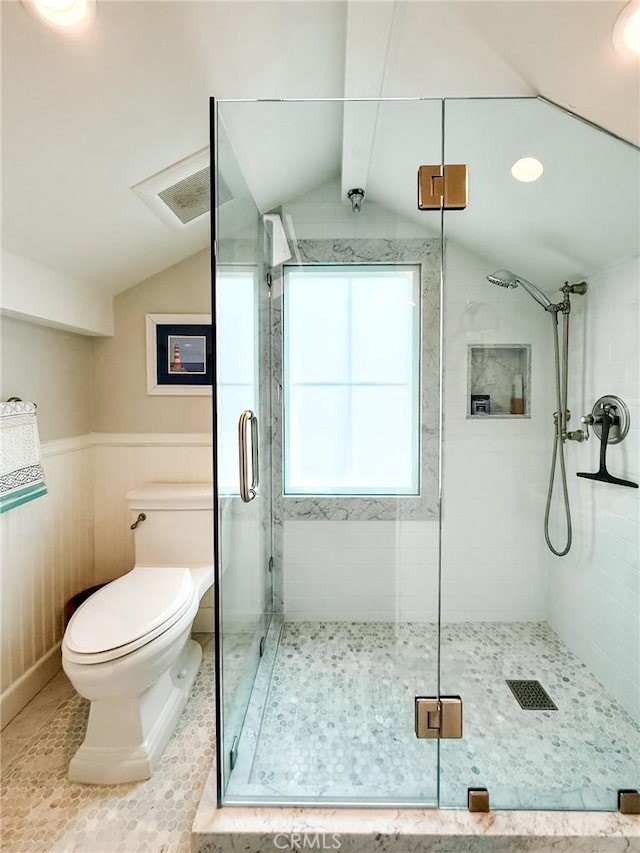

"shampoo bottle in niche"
[511, 374, 524, 415]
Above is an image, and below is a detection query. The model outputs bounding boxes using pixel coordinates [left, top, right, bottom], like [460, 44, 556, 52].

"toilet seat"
[63, 567, 196, 665]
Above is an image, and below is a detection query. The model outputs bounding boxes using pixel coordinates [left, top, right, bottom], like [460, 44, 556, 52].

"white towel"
[0, 401, 47, 514]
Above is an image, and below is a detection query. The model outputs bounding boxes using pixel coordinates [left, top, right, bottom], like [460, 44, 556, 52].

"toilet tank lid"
[66, 567, 194, 654]
[126, 483, 213, 510]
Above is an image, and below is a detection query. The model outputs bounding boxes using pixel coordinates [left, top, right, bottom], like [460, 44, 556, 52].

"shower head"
[487, 269, 517, 289]
[487, 269, 554, 311]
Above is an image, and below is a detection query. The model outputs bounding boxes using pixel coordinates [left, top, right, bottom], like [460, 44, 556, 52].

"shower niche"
[467, 344, 531, 417]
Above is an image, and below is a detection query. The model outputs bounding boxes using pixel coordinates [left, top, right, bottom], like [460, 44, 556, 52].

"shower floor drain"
[506, 679, 557, 710]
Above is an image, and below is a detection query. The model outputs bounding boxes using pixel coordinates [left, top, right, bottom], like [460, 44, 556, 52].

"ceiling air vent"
[158, 166, 210, 225]
[132, 148, 231, 229]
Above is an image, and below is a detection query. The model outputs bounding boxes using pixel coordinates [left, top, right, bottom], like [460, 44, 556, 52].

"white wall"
[440, 241, 555, 621]
[92, 249, 212, 434]
[282, 176, 431, 241]
[547, 256, 640, 722]
[1, 316, 94, 442]
[1, 250, 113, 337]
[283, 521, 439, 622]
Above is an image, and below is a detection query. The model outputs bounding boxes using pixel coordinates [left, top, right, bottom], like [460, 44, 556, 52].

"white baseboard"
[1, 643, 62, 730]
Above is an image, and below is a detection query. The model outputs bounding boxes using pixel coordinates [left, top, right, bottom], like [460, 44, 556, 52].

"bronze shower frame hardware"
[418, 164, 468, 210]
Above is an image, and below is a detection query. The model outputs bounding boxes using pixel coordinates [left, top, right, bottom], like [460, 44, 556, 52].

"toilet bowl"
[62, 483, 215, 784]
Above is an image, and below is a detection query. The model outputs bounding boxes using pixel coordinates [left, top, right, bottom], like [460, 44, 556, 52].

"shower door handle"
[238, 410, 259, 502]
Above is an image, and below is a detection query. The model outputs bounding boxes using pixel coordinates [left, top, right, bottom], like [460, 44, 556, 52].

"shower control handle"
[564, 409, 588, 442]
[565, 413, 593, 442]
[577, 413, 595, 441]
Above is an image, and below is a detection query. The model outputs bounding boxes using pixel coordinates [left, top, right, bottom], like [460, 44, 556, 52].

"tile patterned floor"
[226, 621, 640, 809]
[3, 622, 639, 853]
[1, 635, 214, 853]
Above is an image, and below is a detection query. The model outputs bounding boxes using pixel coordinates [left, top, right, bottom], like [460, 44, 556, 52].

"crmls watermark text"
[273, 832, 342, 850]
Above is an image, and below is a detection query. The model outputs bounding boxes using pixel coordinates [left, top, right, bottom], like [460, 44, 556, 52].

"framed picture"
[146, 314, 212, 396]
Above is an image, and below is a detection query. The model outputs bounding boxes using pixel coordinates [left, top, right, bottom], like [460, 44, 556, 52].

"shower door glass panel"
[216, 98, 444, 805]
[214, 112, 273, 796]
[440, 96, 640, 810]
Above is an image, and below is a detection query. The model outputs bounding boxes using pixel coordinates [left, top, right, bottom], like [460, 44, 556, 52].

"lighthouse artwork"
[167, 335, 206, 374]
[147, 314, 212, 396]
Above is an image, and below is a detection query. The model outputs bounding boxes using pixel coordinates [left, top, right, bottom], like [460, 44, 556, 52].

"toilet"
[62, 483, 215, 785]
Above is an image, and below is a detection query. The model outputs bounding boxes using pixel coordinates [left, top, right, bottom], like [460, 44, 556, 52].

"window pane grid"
[284, 264, 420, 496]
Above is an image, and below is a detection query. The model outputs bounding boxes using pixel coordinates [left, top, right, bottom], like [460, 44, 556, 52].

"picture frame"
[146, 314, 213, 396]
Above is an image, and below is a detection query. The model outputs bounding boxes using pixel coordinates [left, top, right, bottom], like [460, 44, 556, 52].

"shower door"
[213, 98, 449, 805]
[213, 105, 274, 792]
[439, 96, 640, 810]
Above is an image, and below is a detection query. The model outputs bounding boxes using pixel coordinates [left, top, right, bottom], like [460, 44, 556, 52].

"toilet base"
[69, 638, 202, 784]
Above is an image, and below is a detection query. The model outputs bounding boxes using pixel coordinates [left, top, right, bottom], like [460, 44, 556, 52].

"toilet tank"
[126, 483, 213, 567]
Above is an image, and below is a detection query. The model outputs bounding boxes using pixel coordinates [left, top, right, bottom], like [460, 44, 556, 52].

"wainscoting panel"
[1, 436, 94, 726]
[92, 434, 214, 585]
[1, 433, 214, 727]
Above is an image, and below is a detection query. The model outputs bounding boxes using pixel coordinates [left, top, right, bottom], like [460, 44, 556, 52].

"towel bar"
[4, 397, 37, 408]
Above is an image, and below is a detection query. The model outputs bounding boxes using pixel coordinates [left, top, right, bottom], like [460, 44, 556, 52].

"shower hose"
[544, 311, 572, 556]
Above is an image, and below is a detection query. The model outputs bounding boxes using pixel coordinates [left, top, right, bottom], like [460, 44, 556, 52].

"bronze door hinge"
[418, 164, 468, 210]
[415, 696, 463, 739]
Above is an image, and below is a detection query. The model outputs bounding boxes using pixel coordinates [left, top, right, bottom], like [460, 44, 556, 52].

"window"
[216, 268, 256, 493]
[283, 264, 420, 496]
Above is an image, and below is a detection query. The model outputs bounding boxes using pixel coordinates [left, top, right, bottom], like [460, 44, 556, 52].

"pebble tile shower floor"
[226, 621, 639, 809]
[1, 636, 214, 853]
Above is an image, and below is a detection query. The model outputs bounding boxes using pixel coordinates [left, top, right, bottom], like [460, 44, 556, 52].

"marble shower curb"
[192, 767, 640, 853]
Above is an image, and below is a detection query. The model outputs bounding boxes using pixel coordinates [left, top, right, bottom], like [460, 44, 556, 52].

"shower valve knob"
[580, 413, 594, 440]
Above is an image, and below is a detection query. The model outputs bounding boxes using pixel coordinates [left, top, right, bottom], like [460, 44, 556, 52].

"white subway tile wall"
[439, 243, 555, 623]
[548, 256, 640, 722]
[283, 520, 440, 622]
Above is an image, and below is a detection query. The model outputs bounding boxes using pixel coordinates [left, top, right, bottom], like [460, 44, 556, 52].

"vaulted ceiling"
[1, 1, 638, 302]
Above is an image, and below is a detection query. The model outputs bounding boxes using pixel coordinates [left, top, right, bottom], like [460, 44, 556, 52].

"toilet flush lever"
[130, 513, 146, 530]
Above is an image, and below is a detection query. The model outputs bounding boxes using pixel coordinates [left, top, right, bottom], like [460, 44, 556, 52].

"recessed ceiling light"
[511, 157, 544, 183]
[22, 0, 95, 30]
[613, 1, 640, 57]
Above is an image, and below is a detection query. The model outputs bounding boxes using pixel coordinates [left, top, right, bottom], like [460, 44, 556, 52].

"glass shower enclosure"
[211, 97, 640, 810]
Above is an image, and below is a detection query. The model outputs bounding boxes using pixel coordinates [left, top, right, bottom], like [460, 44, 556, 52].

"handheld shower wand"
[486, 269, 556, 311]
[486, 270, 587, 556]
